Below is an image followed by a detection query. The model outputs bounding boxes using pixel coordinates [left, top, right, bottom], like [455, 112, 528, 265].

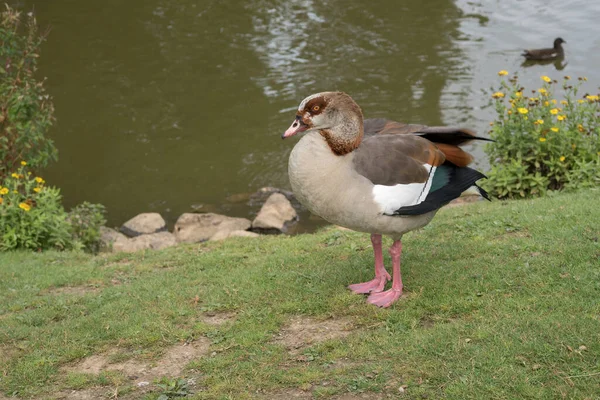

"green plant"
[0, 162, 71, 251]
[0, 163, 106, 252]
[0, 5, 57, 180]
[484, 71, 600, 199]
[68, 202, 106, 253]
[155, 378, 192, 399]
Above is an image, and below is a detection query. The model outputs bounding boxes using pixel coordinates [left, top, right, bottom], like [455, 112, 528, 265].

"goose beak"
[282, 116, 309, 139]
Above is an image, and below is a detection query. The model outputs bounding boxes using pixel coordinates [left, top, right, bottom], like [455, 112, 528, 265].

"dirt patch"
[202, 311, 236, 326]
[46, 285, 100, 296]
[63, 339, 210, 383]
[0, 344, 20, 363]
[55, 388, 114, 400]
[274, 316, 354, 354]
[335, 394, 389, 399]
[262, 389, 390, 399]
[262, 388, 312, 399]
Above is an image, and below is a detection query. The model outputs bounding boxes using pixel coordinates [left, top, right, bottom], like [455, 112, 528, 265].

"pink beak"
[282, 117, 309, 139]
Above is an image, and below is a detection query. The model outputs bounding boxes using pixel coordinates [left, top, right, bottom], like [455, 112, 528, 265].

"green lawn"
[1, 190, 599, 399]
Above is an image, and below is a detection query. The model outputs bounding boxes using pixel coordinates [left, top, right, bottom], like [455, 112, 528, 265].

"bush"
[0, 163, 106, 252]
[0, 162, 71, 250]
[0, 5, 57, 180]
[484, 71, 600, 199]
[68, 202, 106, 253]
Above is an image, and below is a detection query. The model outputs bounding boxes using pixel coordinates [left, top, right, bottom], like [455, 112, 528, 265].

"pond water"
[19, 0, 600, 231]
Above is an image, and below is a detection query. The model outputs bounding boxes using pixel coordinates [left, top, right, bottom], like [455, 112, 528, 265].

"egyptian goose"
[282, 92, 490, 307]
[522, 38, 566, 61]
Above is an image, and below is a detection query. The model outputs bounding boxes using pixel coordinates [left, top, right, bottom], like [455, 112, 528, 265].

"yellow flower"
[33, 187, 42, 193]
[583, 77, 588, 81]
[541, 76, 552, 83]
[0, 187, 8, 195]
[577, 99, 585, 104]
[551, 99, 557, 104]
[544, 101, 550, 106]
[586, 95, 599, 101]
[560, 100, 568, 105]
[35, 177, 45, 184]
[550, 108, 559, 115]
[564, 75, 571, 80]
[538, 88, 548, 95]
[557, 115, 566, 121]
[577, 124, 585, 132]
[534, 119, 544, 125]
[559, 156, 566, 162]
[530, 97, 539, 102]
[517, 107, 528, 114]
[19, 202, 31, 212]
[551, 127, 559, 132]
[20, 161, 27, 166]
[498, 70, 509, 76]
[539, 137, 547, 142]
[492, 92, 505, 99]
[515, 91, 522, 98]
[11, 173, 19, 179]
[507, 110, 513, 115]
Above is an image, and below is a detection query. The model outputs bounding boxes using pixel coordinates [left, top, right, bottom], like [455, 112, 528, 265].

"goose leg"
[367, 240, 403, 307]
[348, 234, 391, 294]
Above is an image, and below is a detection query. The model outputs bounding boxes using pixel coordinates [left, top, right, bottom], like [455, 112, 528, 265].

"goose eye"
[312, 105, 320, 112]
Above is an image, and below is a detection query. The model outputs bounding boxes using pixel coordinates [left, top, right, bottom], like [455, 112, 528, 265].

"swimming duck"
[522, 38, 566, 60]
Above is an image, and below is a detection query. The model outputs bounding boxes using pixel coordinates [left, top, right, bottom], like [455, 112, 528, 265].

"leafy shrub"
[0, 162, 71, 250]
[68, 202, 106, 253]
[0, 5, 57, 180]
[484, 71, 600, 199]
[0, 163, 106, 252]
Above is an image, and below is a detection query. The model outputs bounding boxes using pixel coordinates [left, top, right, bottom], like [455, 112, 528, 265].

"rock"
[210, 230, 260, 241]
[120, 213, 167, 237]
[225, 193, 251, 203]
[447, 195, 485, 208]
[248, 186, 296, 207]
[173, 213, 252, 243]
[189, 203, 219, 213]
[99, 226, 129, 252]
[252, 193, 298, 233]
[113, 232, 177, 253]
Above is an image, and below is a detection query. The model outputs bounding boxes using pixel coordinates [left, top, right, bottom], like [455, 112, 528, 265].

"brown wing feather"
[434, 143, 474, 167]
[353, 134, 445, 186]
[364, 118, 429, 137]
[362, 118, 483, 168]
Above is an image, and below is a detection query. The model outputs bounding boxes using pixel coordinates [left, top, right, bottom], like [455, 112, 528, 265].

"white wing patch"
[372, 164, 436, 215]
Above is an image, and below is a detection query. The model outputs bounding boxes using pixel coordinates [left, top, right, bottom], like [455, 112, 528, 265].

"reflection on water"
[521, 58, 568, 71]
[17, 0, 600, 231]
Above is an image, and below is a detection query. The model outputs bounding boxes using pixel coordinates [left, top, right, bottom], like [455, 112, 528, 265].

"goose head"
[282, 91, 364, 155]
[554, 37, 566, 48]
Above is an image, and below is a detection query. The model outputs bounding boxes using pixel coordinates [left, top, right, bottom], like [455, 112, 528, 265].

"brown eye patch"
[304, 96, 328, 115]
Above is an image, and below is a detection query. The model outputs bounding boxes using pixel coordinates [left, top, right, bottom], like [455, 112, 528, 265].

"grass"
[0, 190, 599, 399]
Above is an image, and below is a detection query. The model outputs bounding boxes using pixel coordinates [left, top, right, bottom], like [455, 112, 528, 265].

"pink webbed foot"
[348, 233, 390, 294]
[366, 288, 403, 308]
[348, 273, 390, 294]
[366, 239, 404, 308]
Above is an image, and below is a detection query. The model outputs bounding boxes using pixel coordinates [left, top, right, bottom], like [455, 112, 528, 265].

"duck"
[282, 92, 491, 307]
[522, 38, 566, 61]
